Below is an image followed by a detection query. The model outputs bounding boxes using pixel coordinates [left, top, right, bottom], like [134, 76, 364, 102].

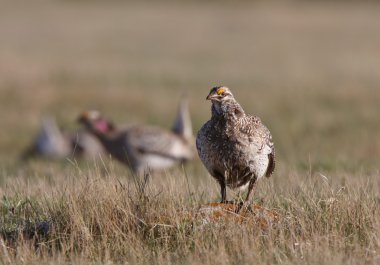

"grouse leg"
[219, 181, 227, 203]
[245, 179, 257, 204]
[236, 179, 257, 213]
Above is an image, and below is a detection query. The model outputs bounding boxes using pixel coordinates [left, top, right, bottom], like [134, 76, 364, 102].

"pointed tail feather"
[172, 97, 193, 140]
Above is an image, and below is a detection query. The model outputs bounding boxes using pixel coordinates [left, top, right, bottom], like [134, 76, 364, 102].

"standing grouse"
[196, 86, 275, 205]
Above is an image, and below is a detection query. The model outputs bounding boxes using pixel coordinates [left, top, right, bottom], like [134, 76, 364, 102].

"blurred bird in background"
[78, 97, 194, 174]
[21, 116, 72, 160]
[21, 116, 109, 161]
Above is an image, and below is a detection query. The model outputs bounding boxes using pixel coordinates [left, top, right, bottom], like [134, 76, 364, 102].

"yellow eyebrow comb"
[216, 88, 225, 95]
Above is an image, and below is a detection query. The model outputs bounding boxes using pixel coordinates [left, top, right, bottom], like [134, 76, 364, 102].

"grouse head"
[206, 86, 234, 102]
[206, 86, 242, 117]
[78, 110, 115, 134]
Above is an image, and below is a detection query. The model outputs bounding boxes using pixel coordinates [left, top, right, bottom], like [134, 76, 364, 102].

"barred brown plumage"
[196, 86, 275, 205]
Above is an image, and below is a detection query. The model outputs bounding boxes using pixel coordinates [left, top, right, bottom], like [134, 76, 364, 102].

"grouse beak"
[206, 93, 218, 100]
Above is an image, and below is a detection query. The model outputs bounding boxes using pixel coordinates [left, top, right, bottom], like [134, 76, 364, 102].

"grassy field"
[0, 1, 380, 264]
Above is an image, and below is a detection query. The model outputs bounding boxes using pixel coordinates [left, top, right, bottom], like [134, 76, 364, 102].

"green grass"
[0, 1, 380, 264]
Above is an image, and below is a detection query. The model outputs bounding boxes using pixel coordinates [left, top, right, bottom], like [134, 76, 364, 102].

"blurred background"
[0, 0, 379, 174]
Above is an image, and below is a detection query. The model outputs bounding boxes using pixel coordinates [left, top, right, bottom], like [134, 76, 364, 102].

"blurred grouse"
[78, 98, 194, 174]
[21, 116, 108, 161]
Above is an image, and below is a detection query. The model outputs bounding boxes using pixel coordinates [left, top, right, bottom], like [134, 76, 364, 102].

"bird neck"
[86, 125, 113, 147]
[211, 99, 245, 120]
